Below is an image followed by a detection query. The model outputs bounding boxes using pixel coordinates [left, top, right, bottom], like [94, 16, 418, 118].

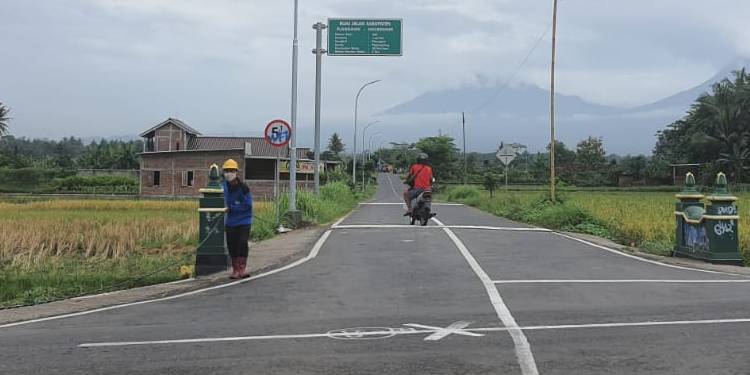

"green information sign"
[328, 18, 402, 56]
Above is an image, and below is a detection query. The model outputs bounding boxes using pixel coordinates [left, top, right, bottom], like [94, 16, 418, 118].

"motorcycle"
[410, 189, 435, 226]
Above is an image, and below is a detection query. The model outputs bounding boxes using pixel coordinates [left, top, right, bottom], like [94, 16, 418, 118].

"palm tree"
[0, 103, 10, 136]
[692, 75, 750, 183]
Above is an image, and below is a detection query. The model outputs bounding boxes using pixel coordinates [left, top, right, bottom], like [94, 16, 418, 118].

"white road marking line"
[0, 230, 334, 330]
[432, 217, 539, 375]
[553, 232, 743, 276]
[386, 173, 403, 202]
[509, 317, 750, 332]
[493, 279, 750, 284]
[404, 321, 484, 341]
[81, 316, 750, 348]
[331, 224, 549, 231]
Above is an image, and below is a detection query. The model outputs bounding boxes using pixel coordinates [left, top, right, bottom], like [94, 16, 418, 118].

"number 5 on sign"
[264, 119, 292, 148]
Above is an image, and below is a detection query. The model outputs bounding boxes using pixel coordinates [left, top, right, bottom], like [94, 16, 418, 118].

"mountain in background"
[381, 59, 749, 155]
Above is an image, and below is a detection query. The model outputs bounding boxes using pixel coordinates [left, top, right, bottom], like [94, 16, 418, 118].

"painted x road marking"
[404, 321, 484, 341]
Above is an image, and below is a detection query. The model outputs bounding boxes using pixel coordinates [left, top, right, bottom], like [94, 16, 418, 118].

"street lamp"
[352, 80, 382, 186]
[368, 132, 383, 161]
[364, 131, 382, 188]
[361, 120, 380, 186]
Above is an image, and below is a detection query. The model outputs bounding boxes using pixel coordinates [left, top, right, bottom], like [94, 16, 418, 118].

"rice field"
[0, 198, 273, 307]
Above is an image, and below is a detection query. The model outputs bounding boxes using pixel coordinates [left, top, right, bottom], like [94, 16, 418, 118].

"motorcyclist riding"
[403, 153, 434, 216]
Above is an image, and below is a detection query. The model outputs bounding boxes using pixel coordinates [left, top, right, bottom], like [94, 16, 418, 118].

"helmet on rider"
[416, 153, 429, 164]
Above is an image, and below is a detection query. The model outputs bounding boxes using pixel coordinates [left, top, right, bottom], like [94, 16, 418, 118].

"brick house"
[139, 118, 333, 198]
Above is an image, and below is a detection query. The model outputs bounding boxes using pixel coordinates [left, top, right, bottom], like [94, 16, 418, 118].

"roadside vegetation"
[0, 181, 371, 308]
[443, 185, 750, 265]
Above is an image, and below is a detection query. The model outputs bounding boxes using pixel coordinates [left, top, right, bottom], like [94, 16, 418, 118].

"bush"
[446, 185, 481, 201]
[0, 168, 73, 192]
[51, 175, 138, 194]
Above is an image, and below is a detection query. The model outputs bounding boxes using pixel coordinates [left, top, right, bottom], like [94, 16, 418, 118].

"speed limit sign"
[264, 119, 292, 148]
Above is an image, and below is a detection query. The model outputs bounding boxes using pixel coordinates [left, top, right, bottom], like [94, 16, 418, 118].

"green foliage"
[0, 168, 73, 192]
[0, 136, 142, 171]
[53, 175, 138, 194]
[327, 132, 345, 156]
[655, 68, 750, 182]
[0, 253, 191, 307]
[483, 172, 499, 197]
[446, 185, 481, 201]
[443, 186, 610, 239]
[415, 136, 458, 180]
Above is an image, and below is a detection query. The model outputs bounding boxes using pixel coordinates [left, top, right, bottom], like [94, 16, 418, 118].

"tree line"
[655, 69, 750, 184]
[0, 136, 142, 170]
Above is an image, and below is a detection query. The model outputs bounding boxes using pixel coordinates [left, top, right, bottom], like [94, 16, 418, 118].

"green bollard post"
[195, 164, 229, 276]
[674, 172, 706, 258]
[704, 172, 742, 265]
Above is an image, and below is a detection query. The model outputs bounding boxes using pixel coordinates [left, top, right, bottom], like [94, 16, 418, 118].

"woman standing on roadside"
[222, 159, 253, 279]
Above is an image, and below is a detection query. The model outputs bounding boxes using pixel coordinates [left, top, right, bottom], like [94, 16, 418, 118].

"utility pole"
[312, 21, 327, 195]
[462, 112, 467, 185]
[549, 0, 558, 202]
[288, 0, 300, 214]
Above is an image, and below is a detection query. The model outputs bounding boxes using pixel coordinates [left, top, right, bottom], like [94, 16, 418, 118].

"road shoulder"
[561, 231, 750, 276]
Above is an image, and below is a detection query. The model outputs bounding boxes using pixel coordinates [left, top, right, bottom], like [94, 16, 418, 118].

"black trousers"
[225, 225, 251, 258]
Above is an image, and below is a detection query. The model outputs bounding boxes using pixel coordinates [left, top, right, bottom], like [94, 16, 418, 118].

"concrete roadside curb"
[0, 225, 328, 325]
[560, 231, 750, 276]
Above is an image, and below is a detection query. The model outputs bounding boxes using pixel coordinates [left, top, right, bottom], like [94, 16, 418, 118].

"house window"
[146, 137, 155, 152]
[153, 171, 161, 186]
[175, 141, 180, 151]
[182, 171, 194, 187]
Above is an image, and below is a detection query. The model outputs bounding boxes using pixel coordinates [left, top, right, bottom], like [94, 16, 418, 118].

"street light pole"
[549, 0, 558, 202]
[361, 120, 380, 187]
[368, 132, 382, 161]
[353, 80, 381, 186]
[312, 21, 327, 195]
[288, 0, 300, 214]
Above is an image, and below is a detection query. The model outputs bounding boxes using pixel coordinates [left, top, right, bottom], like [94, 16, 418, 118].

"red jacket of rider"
[408, 164, 433, 190]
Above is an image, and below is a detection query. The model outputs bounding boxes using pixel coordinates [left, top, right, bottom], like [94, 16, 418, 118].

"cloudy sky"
[1, 0, 748, 151]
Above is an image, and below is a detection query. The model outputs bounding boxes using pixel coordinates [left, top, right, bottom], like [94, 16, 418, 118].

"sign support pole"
[505, 164, 509, 191]
[275, 148, 280, 228]
[312, 22, 327, 195]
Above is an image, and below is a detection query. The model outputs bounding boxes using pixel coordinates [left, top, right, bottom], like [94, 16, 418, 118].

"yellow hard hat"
[222, 159, 239, 170]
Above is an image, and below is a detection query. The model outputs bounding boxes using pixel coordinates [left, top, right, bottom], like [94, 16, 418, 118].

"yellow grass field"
[567, 192, 750, 255]
[0, 199, 271, 268]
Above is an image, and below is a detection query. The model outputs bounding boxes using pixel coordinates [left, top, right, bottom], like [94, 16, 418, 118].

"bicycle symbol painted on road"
[325, 321, 483, 341]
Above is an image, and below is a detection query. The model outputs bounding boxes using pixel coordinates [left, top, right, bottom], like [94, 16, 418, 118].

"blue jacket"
[223, 180, 253, 227]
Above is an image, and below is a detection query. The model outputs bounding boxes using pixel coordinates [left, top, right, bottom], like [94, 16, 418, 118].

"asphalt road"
[2, 173, 750, 374]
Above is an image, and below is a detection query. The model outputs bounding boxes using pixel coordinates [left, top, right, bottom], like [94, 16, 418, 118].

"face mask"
[224, 172, 237, 181]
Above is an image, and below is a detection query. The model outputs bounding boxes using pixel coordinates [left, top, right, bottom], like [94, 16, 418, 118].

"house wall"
[153, 124, 186, 152]
[140, 152, 315, 199]
[141, 150, 244, 197]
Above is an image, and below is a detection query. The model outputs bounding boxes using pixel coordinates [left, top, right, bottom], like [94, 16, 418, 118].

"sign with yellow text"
[280, 161, 323, 174]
